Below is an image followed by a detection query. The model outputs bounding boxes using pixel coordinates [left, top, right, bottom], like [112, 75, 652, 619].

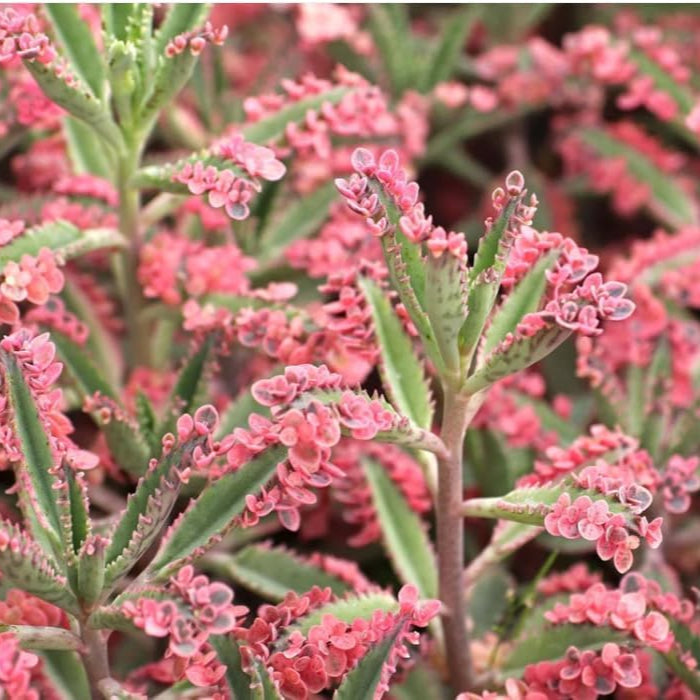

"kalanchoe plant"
[2, 3, 700, 700]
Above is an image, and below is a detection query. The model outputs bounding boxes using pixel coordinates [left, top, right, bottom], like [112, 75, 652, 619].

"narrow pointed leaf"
[0, 351, 61, 540]
[61, 277, 123, 391]
[103, 427, 213, 585]
[41, 650, 91, 700]
[364, 459, 437, 598]
[153, 3, 211, 57]
[0, 519, 79, 614]
[459, 196, 520, 360]
[44, 5, 106, 98]
[333, 623, 402, 700]
[63, 116, 113, 179]
[482, 250, 558, 356]
[463, 324, 571, 395]
[580, 127, 696, 228]
[50, 331, 151, 474]
[205, 544, 352, 601]
[501, 624, 626, 678]
[424, 253, 468, 373]
[148, 446, 286, 578]
[102, 4, 135, 40]
[258, 182, 337, 263]
[24, 61, 123, 150]
[0, 221, 125, 265]
[359, 278, 433, 430]
[242, 87, 348, 144]
[157, 337, 212, 440]
[421, 6, 478, 90]
[285, 592, 398, 639]
[210, 635, 282, 700]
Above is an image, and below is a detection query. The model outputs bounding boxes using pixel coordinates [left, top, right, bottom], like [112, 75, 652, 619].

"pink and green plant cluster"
[1, 3, 700, 699]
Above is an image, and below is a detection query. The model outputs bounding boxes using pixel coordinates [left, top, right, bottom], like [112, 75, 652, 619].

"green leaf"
[424, 253, 468, 373]
[469, 567, 512, 637]
[421, 6, 478, 90]
[63, 116, 113, 179]
[359, 278, 433, 429]
[501, 623, 626, 677]
[55, 465, 90, 557]
[102, 5, 136, 40]
[461, 478, 632, 526]
[216, 389, 269, 439]
[462, 324, 571, 395]
[242, 87, 349, 144]
[148, 446, 286, 578]
[580, 127, 696, 228]
[41, 650, 91, 700]
[482, 251, 557, 356]
[258, 182, 337, 263]
[61, 277, 123, 390]
[24, 61, 123, 151]
[286, 592, 398, 639]
[134, 392, 159, 455]
[156, 337, 212, 440]
[0, 519, 79, 614]
[364, 459, 437, 598]
[0, 351, 61, 543]
[210, 635, 281, 700]
[459, 196, 520, 363]
[153, 3, 211, 57]
[389, 662, 445, 700]
[103, 426, 212, 586]
[205, 544, 352, 601]
[0, 221, 125, 266]
[367, 4, 412, 96]
[334, 623, 403, 699]
[50, 331, 151, 474]
[45, 5, 106, 98]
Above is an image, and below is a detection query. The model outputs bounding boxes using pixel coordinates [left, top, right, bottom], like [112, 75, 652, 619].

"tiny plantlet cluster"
[1, 3, 700, 699]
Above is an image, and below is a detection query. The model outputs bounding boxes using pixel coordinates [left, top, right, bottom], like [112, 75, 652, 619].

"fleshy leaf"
[481, 250, 558, 357]
[204, 544, 352, 601]
[501, 623, 627, 678]
[359, 278, 433, 430]
[258, 182, 338, 264]
[41, 650, 91, 700]
[462, 323, 571, 395]
[61, 277, 123, 389]
[63, 116, 113, 179]
[44, 4, 106, 98]
[147, 446, 286, 579]
[580, 127, 696, 229]
[103, 426, 214, 587]
[459, 195, 520, 363]
[210, 634, 281, 700]
[367, 5, 412, 96]
[242, 86, 349, 144]
[285, 592, 398, 639]
[424, 252, 469, 373]
[419, 6, 479, 91]
[461, 479, 632, 525]
[388, 662, 445, 700]
[156, 337, 213, 440]
[49, 331, 151, 474]
[333, 623, 402, 700]
[153, 3, 211, 56]
[363, 458, 437, 598]
[0, 221, 125, 266]
[0, 518, 79, 615]
[0, 350, 62, 548]
[23, 61, 123, 151]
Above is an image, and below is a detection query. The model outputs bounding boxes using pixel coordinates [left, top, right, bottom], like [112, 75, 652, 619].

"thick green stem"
[436, 387, 484, 692]
[116, 146, 151, 369]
